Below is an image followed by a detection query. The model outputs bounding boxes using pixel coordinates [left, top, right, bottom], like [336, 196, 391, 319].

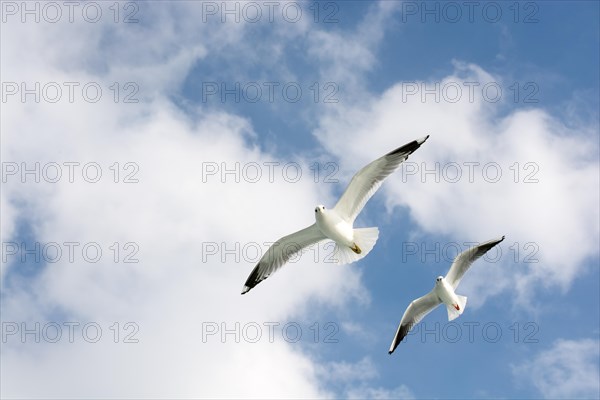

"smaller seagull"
[388, 235, 505, 354]
[241, 135, 430, 294]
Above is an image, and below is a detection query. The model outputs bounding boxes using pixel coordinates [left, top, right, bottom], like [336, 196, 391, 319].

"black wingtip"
[241, 283, 254, 294]
[388, 350, 393, 355]
[386, 135, 430, 157]
[241, 283, 250, 294]
[241, 262, 264, 295]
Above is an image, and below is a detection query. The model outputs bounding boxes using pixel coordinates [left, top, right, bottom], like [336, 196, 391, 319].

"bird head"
[435, 276, 444, 285]
[314, 205, 326, 214]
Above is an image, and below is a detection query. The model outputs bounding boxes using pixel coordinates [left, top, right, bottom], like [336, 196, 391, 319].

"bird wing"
[445, 236, 506, 289]
[241, 223, 327, 294]
[389, 290, 441, 354]
[333, 135, 429, 223]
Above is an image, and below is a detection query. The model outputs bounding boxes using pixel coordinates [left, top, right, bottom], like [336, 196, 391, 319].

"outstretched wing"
[445, 236, 505, 289]
[241, 224, 327, 294]
[389, 291, 441, 354]
[334, 135, 429, 223]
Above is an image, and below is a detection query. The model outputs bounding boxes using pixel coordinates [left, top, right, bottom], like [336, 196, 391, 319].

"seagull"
[241, 135, 430, 294]
[388, 235, 505, 354]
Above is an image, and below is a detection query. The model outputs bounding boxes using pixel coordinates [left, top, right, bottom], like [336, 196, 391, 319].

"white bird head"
[435, 276, 444, 285]
[314, 205, 326, 214]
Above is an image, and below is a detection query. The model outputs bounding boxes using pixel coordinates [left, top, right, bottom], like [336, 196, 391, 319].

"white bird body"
[434, 276, 467, 321]
[315, 206, 355, 248]
[241, 135, 430, 294]
[434, 277, 460, 310]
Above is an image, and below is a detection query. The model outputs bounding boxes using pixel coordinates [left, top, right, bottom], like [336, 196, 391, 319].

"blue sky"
[1, 1, 599, 399]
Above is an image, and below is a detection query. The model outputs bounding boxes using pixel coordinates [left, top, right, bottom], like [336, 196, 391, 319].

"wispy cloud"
[512, 338, 600, 399]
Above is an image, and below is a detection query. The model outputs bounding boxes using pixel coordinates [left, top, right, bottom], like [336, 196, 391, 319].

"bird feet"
[351, 244, 362, 254]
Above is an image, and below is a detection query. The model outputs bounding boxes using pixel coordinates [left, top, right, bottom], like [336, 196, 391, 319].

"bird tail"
[446, 295, 467, 321]
[333, 227, 379, 265]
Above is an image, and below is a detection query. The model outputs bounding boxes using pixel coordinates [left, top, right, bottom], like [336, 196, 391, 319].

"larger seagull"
[388, 235, 505, 354]
[241, 135, 430, 294]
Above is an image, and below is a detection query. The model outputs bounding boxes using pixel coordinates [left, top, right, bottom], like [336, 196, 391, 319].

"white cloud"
[512, 338, 600, 399]
[346, 384, 414, 400]
[1, 99, 354, 397]
[0, 3, 380, 398]
[317, 357, 414, 399]
[318, 356, 378, 383]
[307, 1, 401, 100]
